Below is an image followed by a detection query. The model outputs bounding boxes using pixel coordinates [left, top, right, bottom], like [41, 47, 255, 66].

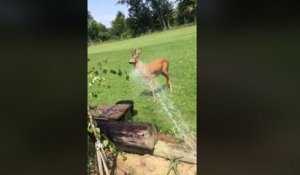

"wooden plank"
[153, 141, 196, 164]
[96, 121, 157, 152]
[115, 100, 134, 113]
[89, 104, 132, 121]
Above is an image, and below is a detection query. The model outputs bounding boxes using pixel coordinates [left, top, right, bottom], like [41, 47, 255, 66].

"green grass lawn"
[88, 25, 196, 134]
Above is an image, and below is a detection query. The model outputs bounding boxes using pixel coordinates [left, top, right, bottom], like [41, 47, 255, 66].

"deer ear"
[137, 48, 142, 55]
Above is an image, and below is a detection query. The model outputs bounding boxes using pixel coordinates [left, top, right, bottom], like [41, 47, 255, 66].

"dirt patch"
[157, 132, 177, 144]
[113, 153, 196, 175]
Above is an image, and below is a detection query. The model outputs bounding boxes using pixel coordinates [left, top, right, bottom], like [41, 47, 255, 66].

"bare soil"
[89, 133, 196, 175]
[113, 153, 196, 175]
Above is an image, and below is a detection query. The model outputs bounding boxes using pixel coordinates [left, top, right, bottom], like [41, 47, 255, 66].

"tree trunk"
[160, 15, 167, 30]
[167, 18, 171, 29]
[97, 121, 157, 154]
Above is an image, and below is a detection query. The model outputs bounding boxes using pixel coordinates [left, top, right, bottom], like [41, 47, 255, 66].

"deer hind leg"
[148, 78, 156, 100]
[162, 70, 172, 93]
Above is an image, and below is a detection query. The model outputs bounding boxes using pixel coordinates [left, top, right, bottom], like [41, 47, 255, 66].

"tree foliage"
[87, 11, 110, 44]
[87, 0, 196, 43]
[176, 0, 197, 24]
[111, 11, 130, 39]
[118, 0, 153, 37]
[147, 0, 174, 30]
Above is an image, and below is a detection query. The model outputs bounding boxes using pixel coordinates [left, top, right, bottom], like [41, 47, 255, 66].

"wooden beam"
[97, 121, 157, 152]
[153, 141, 196, 164]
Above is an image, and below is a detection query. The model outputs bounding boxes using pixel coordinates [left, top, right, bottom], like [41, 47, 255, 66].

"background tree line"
[88, 0, 196, 44]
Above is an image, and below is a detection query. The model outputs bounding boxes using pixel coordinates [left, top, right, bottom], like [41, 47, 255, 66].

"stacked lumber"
[90, 100, 196, 164]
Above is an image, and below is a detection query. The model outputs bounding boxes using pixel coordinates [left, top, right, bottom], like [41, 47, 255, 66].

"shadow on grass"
[132, 109, 138, 116]
[125, 109, 138, 121]
[115, 100, 138, 120]
[140, 85, 169, 96]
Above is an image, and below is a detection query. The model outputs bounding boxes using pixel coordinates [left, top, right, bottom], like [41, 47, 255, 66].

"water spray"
[129, 67, 196, 152]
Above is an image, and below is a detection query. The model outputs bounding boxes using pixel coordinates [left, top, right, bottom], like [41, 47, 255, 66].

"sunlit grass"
[88, 25, 196, 134]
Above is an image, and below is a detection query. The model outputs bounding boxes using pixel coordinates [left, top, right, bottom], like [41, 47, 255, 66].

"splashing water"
[129, 68, 142, 78]
[129, 66, 196, 152]
[154, 83, 196, 151]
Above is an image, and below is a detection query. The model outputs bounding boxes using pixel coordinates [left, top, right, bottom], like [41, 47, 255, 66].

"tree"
[87, 11, 110, 43]
[176, 0, 196, 25]
[161, 0, 174, 29]
[88, 11, 94, 43]
[111, 11, 129, 39]
[146, 0, 174, 30]
[117, 0, 153, 37]
[88, 20, 109, 42]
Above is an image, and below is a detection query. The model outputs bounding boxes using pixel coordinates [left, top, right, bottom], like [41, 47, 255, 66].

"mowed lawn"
[88, 25, 196, 134]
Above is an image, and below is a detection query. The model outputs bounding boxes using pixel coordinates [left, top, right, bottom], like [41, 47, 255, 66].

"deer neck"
[135, 60, 151, 78]
[134, 59, 143, 69]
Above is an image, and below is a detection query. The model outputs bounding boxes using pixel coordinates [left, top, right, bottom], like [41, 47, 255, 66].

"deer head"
[129, 48, 142, 65]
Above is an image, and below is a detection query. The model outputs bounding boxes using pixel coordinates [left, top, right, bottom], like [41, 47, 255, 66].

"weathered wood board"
[115, 100, 134, 113]
[89, 104, 132, 121]
[96, 121, 157, 154]
[153, 140, 197, 164]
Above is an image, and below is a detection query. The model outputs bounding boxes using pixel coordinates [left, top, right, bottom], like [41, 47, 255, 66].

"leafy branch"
[165, 156, 183, 175]
[88, 58, 129, 174]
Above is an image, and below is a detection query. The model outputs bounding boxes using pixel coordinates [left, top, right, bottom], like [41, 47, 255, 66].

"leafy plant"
[167, 127, 184, 144]
[88, 59, 129, 103]
[87, 59, 129, 174]
[165, 156, 183, 175]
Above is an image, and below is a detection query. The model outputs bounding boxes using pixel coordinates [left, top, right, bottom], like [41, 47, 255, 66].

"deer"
[129, 48, 172, 100]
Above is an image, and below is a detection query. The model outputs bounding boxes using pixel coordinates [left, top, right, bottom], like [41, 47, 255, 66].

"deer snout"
[129, 59, 134, 64]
